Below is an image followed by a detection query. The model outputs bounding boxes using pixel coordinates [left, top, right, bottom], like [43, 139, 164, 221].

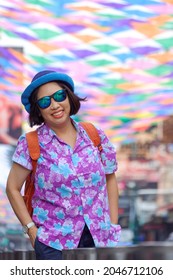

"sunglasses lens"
[37, 96, 51, 109]
[37, 89, 66, 109]
[53, 89, 66, 102]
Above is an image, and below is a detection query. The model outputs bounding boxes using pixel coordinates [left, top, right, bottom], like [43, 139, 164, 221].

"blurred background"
[0, 0, 173, 255]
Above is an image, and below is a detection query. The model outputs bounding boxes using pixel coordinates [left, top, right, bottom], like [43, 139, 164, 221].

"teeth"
[53, 111, 62, 116]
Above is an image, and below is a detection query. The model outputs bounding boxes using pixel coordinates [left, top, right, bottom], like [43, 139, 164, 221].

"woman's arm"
[106, 173, 119, 224]
[6, 162, 37, 246]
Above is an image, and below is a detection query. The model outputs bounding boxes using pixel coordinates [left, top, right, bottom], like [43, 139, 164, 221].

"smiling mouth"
[52, 111, 64, 118]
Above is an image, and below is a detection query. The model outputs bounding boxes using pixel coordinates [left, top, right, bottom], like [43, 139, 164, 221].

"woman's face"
[37, 82, 71, 129]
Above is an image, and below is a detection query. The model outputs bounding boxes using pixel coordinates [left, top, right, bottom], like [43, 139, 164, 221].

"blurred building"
[117, 116, 173, 243]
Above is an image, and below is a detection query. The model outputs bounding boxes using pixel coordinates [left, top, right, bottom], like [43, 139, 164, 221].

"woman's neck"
[48, 118, 77, 149]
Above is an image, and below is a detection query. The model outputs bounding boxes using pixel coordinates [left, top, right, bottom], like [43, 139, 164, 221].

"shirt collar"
[37, 118, 82, 145]
[37, 123, 56, 144]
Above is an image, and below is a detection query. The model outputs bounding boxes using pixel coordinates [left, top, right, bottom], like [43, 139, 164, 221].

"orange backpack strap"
[24, 130, 40, 217]
[26, 130, 40, 161]
[80, 122, 103, 152]
[26, 130, 40, 178]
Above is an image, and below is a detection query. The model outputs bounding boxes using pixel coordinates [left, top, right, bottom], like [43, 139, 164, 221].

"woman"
[6, 70, 121, 260]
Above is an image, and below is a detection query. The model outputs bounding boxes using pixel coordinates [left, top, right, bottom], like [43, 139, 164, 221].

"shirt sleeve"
[96, 127, 118, 174]
[12, 134, 32, 170]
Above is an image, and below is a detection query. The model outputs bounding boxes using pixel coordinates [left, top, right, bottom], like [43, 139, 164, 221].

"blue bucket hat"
[21, 70, 75, 113]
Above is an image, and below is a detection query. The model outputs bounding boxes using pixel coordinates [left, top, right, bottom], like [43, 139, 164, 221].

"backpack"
[23, 122, 103, 217]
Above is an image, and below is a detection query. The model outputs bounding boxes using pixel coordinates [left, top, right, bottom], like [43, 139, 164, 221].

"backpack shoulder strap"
[26, 130, 40, 161]
[80, 122, 103, 152]
[24, 130, 40, 217]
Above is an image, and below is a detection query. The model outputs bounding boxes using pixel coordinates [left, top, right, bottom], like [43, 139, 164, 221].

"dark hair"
[28, 82, 87, 127]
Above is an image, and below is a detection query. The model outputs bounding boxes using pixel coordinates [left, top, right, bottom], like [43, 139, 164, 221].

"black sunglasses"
[37, 89, 67, 109]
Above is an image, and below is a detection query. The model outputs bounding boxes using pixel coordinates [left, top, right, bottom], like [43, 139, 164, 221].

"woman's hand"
[28, 225, 38, 248]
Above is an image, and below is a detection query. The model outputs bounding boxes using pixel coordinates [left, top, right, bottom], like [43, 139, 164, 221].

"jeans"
[35, 224, 95, 260]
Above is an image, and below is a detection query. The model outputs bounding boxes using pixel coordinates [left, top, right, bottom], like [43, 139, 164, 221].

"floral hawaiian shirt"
[13, 120, 121, 250]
